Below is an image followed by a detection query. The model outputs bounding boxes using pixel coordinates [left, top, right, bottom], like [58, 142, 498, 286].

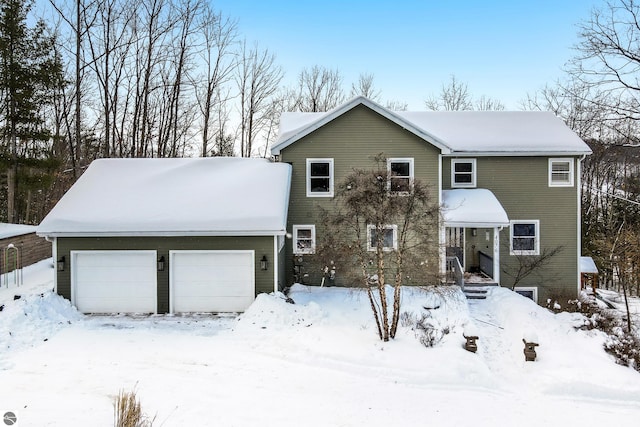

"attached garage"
[71, 250, 157, 314]
[37, 157, 291, 314]
[170, 250, 255, 313]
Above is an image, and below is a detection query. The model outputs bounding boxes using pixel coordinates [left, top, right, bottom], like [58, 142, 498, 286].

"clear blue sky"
[214, 0, 603, 110]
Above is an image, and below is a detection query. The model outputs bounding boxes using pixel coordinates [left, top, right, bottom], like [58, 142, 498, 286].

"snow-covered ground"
[1, 260, 640, 426]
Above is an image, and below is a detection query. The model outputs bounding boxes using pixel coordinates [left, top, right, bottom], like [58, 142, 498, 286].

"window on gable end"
[387, 158, 414, 193]
[549, 158, 574, 187]
[306, 158, 334, 197]
[451, 159, 476, 188]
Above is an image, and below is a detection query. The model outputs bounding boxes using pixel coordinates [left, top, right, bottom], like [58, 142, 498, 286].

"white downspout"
[438, 154, 446, 279]
[577, 155, 585, 296]
[273, 235, 279, 293]
[45, 236, 58, 293]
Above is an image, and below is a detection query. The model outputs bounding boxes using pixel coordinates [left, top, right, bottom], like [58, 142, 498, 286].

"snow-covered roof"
[273, 96, 592, 156]
[37, 157, 292, 237]
[580, 256, 599, 274]
[0, 223, 37, 239]
[442, 189, 510, 228]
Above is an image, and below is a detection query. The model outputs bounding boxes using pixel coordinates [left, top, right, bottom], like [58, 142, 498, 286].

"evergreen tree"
[0, 0, 62, 222]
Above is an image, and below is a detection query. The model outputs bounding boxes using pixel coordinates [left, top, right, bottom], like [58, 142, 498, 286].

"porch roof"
[580, 256, 599, 274]
[442, 189, 510, 228]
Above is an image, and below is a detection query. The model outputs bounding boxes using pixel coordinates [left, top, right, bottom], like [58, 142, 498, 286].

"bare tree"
[502, 246, 564, 290]
[474, 94, 504, 111]
[235, 40, 282, 157]
[425, 75, 472, 111]
[295, 65, 345, 112]
[384, 100, 408, 111]
[349, 72, 381, 101]
[192, 6, 237, 157]
[426, 75, 504, 111]
[570, 0, 640, 122]
[521, 79, 612, 140]
[319, 154, 440, 341]
[83, 0, 136, 158]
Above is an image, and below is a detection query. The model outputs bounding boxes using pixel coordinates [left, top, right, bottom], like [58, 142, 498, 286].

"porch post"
[493, 227, 500, 284]
[440, 223, 447, 280]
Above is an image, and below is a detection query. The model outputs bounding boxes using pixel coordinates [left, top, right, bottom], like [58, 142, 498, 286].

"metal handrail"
[446, 255, 464, 291]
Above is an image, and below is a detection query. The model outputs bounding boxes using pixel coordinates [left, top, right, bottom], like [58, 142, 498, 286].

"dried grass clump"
[114, 389, 154, 427]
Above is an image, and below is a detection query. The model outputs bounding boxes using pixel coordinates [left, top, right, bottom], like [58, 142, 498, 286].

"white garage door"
[170, 250, 255, 313]
[71, 251, 157, 314]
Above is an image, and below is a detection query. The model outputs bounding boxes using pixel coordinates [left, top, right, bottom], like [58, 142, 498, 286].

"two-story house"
[272, 96, 592, 304]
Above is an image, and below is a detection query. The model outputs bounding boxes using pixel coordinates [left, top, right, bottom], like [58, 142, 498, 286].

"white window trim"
[306, 158, 334, 197]
[451, 158, 477, 188]
[387, 157, 414, 193]
[548, 158, 574, 187]
[510, 220, 540, 256]
[293, 224, 316, 255]
[367, 224, 398, 252]
[514, 286, 538, 303]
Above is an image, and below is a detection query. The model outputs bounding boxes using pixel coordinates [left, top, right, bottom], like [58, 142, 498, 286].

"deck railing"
[478, 251, 493, 278]
[446, 256, 465, 291]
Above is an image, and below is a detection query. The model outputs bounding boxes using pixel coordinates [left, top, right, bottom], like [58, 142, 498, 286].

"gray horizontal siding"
[280, 104, 441, 286]
[445, 156, 580, 301]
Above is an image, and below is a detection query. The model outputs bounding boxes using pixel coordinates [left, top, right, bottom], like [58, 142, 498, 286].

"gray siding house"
[37, 157, 291, 314]
[272, 96, 592, 304]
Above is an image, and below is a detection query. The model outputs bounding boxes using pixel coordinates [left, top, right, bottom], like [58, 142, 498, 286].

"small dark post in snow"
[463, 334, 479, 353]
[523, 339, 539, 361]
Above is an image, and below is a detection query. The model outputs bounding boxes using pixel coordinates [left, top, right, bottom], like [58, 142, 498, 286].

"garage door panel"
[72, 251, 157, 314]
[175, 296, 253, 313]
[76, 266, 153, 283]
[170, 250, 255, 313]
[174, 281, 252, 297]
[175, 267, 253, 283]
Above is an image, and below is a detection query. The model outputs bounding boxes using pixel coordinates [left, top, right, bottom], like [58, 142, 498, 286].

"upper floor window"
[510, 220, 540, 255]
[293, 224, 316, 254]
[387, 158, 414, 193]
[451, 158, 476, 188]
[549, 158, 574, 187]
[367, 224, 398, 251]
[306, 158, 334, 197]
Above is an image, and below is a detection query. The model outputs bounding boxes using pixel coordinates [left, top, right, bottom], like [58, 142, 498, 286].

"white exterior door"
[71, 250, 157, 314]
[170, 250, 255, 313]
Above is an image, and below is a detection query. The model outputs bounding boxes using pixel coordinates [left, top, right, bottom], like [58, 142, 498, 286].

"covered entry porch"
[442, 189, 510, 286]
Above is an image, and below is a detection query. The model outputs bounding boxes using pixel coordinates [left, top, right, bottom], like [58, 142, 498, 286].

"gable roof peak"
[272, 96, 451, 155]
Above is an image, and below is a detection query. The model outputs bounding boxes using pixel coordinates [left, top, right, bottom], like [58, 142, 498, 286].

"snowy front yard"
[1, 260, 640, 426]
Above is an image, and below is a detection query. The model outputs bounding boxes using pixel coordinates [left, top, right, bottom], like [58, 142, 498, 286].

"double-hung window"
[451, 159, 476, 188]
[510, 220, 540, 255]
[367, 224, 398, 252]
[548, 158, 574, 187]
[293, 225, 316, 254]
[306, 158, 334, 197]
[387, 158, 414, 193]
